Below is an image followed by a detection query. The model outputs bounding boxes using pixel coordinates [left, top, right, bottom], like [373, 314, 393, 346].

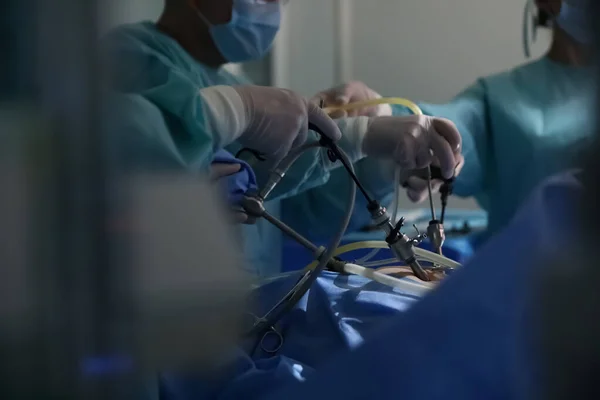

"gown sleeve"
[413, 81, 490, 201]
[104, 29, 234, 171]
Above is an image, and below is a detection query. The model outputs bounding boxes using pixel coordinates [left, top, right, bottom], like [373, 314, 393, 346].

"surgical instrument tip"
[427, 220, 445, 256]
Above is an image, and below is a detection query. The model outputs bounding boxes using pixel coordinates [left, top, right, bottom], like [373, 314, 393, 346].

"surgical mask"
[522, 0, 591, 58]
[196, 0, 281, 63]
[555, 1, 592, 44]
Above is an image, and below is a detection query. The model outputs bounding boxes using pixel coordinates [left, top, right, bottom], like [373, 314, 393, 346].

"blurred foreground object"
[127, 173, 249, 371]
[0, 0, 249, 398]
[537, 1, 600, 398]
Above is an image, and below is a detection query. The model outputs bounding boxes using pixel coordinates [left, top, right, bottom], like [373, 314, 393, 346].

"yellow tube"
[323, 97, 423, 117]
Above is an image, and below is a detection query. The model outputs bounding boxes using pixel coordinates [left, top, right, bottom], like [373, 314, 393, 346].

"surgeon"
[103, 0, 463, 276]
[316, 0, 595, 246]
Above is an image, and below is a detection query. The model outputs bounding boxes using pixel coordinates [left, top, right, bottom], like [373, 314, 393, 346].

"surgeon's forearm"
[391, 83, 489, 199]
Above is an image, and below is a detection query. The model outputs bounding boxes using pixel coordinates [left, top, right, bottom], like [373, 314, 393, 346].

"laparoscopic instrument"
[424, 165, 455, 257]
[238, 97, 460, 340]
[324, 97, 455, 260]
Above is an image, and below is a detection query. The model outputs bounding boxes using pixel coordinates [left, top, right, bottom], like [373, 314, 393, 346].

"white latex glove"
[209, 163, 249, 224]
[399, 155, 465, 203]
[311, 81, 393, 118]
[342, 115, 462, 181]
[199, 85, 341, 162]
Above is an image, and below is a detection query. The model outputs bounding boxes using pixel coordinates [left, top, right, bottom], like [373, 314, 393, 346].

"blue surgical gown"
[393, 57, 595, 241]
[263, 171, 583, 400]
[103, 22, 394, 277]
[160, 270, 430, 400]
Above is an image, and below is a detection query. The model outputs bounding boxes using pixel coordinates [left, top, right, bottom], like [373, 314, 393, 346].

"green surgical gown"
[103, 22, 394, 276]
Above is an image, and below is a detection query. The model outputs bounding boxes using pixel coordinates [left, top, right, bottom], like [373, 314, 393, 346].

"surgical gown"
[262, 171, 583, 400]
[393, 57, 595, 241]
[103, 22, 394, 277]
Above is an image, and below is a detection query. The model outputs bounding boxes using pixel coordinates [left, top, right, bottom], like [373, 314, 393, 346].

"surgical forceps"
[247, 313, 284, 355]
[423, 165, 455, 258]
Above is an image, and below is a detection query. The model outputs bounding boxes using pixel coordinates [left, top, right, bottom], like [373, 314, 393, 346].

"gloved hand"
[354, 115, 462, 182]
[199, 85, 341, 162]
[311, 81, 393, 118]
[399, 156, 465, 203]
[209, 163, 249, 224]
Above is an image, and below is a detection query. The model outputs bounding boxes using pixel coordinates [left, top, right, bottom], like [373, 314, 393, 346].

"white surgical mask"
[196, 0, 281, 63]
